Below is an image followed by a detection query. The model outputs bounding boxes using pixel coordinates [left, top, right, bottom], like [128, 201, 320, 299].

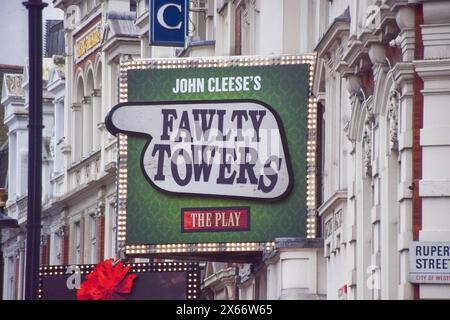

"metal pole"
[23, 0, 47, 300]
[0, 229, 3, 300]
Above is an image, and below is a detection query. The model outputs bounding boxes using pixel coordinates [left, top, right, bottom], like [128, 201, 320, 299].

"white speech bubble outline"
[106, 99, 294, 201]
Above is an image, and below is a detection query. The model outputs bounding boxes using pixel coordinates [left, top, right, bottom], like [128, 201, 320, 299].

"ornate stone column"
[71, 102, 82, 162]
[81, 96, 93, 157]
[91, 89, 101, 151]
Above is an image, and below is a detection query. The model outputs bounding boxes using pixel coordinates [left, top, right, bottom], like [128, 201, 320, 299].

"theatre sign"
[106, 55, 317, 258]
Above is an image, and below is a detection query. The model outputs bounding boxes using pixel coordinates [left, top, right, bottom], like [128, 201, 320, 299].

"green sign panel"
[106, 56, 313, 251]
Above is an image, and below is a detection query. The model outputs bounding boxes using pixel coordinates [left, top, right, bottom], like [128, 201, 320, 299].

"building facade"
[1, 0, 141, 299]
[313, 0, 450, 300]
[2, 0, 450, 300]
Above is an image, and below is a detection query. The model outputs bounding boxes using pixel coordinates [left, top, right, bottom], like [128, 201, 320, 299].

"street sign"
[150, 0, 189, 47]
[409, 241, 450, 284]
[107, 55, 317, 259]
[38, 262, 201, 300]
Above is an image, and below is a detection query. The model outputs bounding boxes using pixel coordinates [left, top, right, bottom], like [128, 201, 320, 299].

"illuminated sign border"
[116, 55, 318, 257]
[38, 262, 201, 300]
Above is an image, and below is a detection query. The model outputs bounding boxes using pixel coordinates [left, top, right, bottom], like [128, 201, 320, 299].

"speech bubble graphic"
[106, 99, 293, 201]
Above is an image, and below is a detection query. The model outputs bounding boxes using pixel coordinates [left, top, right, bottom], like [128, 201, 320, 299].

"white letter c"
[157, 3, 183, 30]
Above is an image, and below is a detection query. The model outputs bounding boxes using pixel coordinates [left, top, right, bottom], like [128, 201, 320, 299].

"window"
[130, 0, 137, 12]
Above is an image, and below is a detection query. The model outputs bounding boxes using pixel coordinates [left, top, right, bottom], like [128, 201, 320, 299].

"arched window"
[84, 68, 94, 157]
[73, 74, 84, 161]
[93, 60, 102, 150]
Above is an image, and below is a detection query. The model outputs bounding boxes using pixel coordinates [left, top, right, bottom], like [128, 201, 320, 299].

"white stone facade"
[314, 0, 450, 300]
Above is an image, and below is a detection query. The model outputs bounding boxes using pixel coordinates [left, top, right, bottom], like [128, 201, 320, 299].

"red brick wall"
[61, 228, 70, 265]
[15, 258, 19, 300]
[40, 235, 51, 266]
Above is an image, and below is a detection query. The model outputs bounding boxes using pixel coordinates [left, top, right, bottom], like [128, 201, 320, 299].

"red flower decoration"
[77, 259, 137, 300]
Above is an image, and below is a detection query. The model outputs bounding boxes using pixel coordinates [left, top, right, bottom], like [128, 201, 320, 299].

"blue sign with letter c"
[150, 0, 189, 47]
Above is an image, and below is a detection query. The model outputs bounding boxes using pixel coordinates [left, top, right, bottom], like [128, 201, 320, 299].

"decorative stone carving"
[75, 170, 81, 184]
[40, 235, 49, 246]
[42, 136, 53, 161]
[250, 0, 259, 14]
[5, 74, 24, 97]
[96, 200, 105, 218]
[57, 225, 67, 237]
[325, 218, 333, 239]
[365, 5, 381, 31]
[334, 210, 343, 231]
[53, 55, 66, 80]
[18, 242, 25, 253]
[81, 95, 92, 104]
[91, 88, 101, 98]
[242, 4, 250, 26]
[50, 134, 56, 159]
[362, 116, 374, 177]
[85, 165, 90, 180]
[387, 90, 400, 150]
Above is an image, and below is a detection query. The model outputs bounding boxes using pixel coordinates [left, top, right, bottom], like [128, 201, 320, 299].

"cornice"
[392, 62, 415, 84]
[317, 190, 348, 217]
[414, 59, 450, 78]
[315, 21, 350, 60]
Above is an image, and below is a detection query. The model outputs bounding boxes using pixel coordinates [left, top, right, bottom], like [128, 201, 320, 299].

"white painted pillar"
[356, 144, 372, 300]
[16, 128, 28, 197]
[63, 29, 74, 182]
[8, 132, 17, 200]
[265, 239, 325, 300]
[71, 103, 82, 162]
[92, 89, 101, 151]
[82, 96, 93, 157]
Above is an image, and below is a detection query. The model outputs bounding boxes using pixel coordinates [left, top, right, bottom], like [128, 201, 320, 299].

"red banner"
[182, 207, 250, 232]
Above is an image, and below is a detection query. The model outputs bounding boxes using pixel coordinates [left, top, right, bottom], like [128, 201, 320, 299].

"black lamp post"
[22, 0, 47, 300]
[0, 206, 19, 300]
